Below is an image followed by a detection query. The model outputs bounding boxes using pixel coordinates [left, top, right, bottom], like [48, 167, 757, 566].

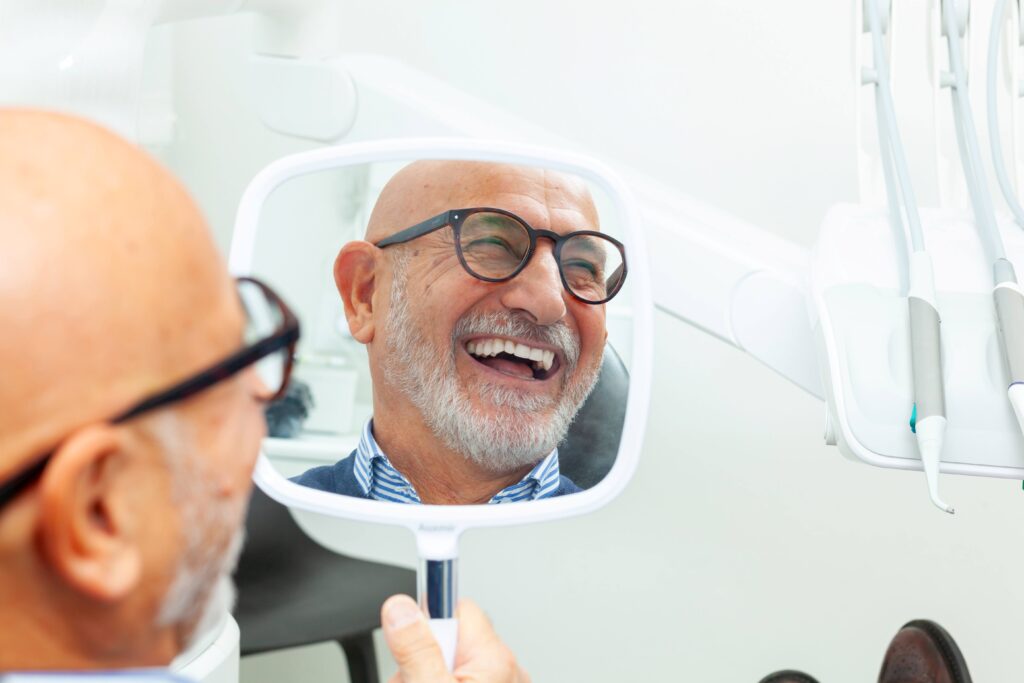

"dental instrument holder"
[417, 529, 459, 672]
[814, 205, 1024, 480]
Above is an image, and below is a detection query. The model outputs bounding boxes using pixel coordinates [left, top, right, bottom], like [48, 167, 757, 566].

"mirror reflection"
[251, 159, 632, 505]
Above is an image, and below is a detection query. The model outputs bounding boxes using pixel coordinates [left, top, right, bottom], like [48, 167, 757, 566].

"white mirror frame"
[229, 137, 652, 538]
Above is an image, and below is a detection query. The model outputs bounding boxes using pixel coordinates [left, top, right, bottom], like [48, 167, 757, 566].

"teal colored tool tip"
[910, 403, 917, 434]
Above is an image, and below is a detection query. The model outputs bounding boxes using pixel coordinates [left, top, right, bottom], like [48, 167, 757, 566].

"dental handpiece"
[908, 253, 954, 514]
[940, 0, 1024, 446]
[865, 0, 952, 513]
[992, 260, 1024, 433]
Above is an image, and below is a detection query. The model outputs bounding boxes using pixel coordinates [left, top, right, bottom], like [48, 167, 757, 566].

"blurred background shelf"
[263, 433, 359, 477]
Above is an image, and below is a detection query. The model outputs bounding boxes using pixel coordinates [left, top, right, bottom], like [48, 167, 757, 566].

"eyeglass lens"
[457, 211, 624, 303]
[238, 280, 288, 399]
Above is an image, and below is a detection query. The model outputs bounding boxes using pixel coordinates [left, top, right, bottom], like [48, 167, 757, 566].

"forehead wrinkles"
[463, 169, 599, 234]
[367, 161, 599, 241]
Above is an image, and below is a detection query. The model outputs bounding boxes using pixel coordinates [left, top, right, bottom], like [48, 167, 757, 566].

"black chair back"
[558, 344, 629, 489]
[234, 487, 415, 658]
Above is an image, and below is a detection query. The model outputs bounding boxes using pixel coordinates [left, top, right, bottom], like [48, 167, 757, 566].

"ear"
[334, 241, 381, 344]
[36, 424, 142, 602]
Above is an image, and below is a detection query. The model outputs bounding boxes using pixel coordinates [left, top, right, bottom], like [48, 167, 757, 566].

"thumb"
[381, 594, 452, 683]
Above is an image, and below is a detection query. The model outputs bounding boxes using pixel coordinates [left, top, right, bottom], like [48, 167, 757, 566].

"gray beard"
[151, 413, 247, 651]
[165, 537, 243, 667]
[161, 529, 244, 655]
[381, 259, 602, 475]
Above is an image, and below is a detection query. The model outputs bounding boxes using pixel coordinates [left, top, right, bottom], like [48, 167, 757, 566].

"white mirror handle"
[428, 617, 458, 672]
[418, 544, 458, 671]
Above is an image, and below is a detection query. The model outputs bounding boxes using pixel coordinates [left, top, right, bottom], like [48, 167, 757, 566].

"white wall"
[162, 3, 1024, 681]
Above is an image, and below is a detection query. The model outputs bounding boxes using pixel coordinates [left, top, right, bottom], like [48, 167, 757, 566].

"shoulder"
[289, 451, 366, 498]
[554, 474, 583, 496]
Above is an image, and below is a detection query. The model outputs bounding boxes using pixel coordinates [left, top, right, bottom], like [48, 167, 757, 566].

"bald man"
[293, 161, 626, 505]
[0, 110, 527, 683]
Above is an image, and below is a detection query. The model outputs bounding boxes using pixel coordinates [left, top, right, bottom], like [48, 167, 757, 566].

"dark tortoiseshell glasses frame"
[0, 277, 300, 509]
[375, 207, 628, 305]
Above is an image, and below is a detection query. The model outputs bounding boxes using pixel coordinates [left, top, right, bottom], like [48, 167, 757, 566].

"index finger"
[455, 600, 496, 644]
[452, 600, 528, 682]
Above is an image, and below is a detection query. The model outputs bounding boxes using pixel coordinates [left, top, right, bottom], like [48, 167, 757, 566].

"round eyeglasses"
[374, 207, 628, 304]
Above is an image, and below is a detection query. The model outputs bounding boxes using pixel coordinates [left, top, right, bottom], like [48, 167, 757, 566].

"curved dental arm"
[153, 0, 343, 58]
[941, 0, 1024, 445]
[865, 0, 953, 513]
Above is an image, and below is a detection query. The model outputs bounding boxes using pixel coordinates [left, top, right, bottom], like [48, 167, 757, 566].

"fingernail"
[385, 596, 423, 630]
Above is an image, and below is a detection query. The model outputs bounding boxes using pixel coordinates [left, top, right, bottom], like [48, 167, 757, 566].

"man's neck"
[0, 590, 177, 672]
[370, 403, 533, 505]
[0, 635, 174, 673]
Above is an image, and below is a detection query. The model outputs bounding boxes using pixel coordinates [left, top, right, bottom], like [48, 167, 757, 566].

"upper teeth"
[467, 338, 555, 372]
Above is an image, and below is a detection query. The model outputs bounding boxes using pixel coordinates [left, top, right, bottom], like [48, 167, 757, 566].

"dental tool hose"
[943, 0, 1024, 443]
[865, 0, 953, 513]
[987, 0, 1024, 225]
[987, 0, 1024, 432]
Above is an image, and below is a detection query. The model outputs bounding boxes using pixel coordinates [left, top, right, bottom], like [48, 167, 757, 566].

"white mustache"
[451, 311, 580, 374]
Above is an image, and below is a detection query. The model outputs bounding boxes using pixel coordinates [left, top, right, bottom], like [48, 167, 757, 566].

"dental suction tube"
[864, 0, 953, 513]
[942, 0, 1024, 443]
[987, 0, 1024, 227]
[943, 0, 1006, 259]
[986, 0, 1024, 428]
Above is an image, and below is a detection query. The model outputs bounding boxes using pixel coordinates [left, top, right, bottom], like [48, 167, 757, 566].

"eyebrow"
[477, 214, 512, 225]
[562, 236, 607, 259]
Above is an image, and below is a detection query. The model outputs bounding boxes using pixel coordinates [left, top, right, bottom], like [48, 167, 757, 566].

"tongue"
[479, 356, 534, 379]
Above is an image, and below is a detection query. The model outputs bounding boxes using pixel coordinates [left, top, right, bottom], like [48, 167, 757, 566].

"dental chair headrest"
[558, 343, 628, 490]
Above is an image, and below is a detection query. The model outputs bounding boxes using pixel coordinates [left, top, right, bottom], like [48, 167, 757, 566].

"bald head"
[0, 110, 238, 470]
[0, 110, 263, 669]
[364, 160, 601, 243]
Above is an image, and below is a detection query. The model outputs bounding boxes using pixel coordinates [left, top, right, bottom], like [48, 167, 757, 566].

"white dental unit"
[10, 0, 1024, 680]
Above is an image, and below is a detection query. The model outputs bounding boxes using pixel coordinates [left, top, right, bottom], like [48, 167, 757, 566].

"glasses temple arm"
[375, 211, 453, 247]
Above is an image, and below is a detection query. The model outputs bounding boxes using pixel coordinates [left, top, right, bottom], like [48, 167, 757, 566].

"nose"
[498, 241, 567, 325]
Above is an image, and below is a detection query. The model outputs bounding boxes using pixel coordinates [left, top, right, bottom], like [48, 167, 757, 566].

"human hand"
[381, 594, 530, 683]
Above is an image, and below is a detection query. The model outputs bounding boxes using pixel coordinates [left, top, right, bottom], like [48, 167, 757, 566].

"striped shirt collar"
[353, 420, 562, 504]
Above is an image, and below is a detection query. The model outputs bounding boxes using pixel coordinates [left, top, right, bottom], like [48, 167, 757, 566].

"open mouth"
[465, 337, 561, 381]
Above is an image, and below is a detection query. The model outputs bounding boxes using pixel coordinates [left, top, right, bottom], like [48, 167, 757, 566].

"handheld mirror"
[229, 139, 652, 668]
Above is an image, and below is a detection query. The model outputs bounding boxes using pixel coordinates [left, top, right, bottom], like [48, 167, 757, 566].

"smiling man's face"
[365, 161, 607, 474]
